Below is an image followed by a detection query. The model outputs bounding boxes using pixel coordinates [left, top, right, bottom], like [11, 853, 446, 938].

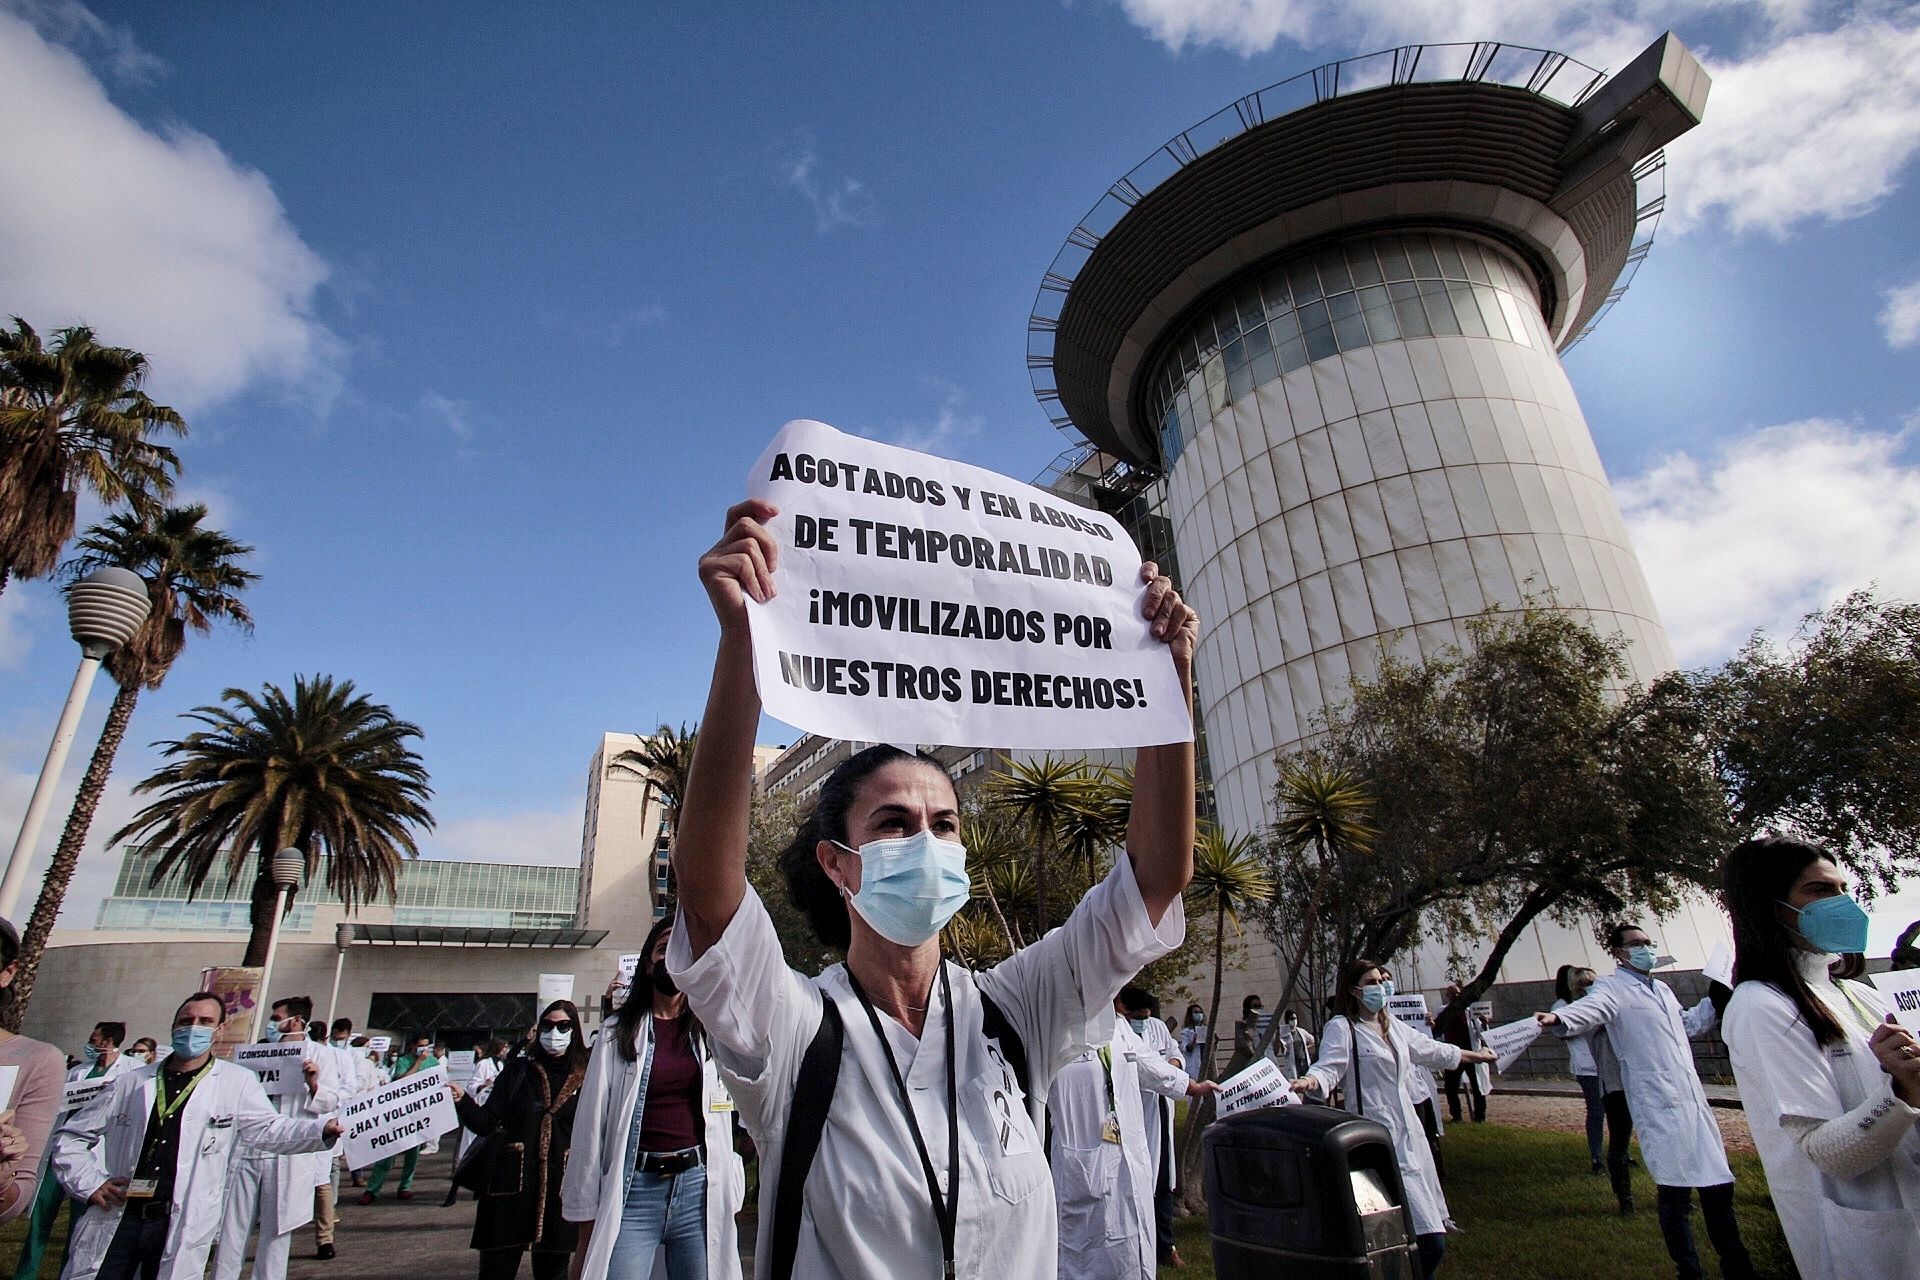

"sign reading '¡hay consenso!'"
[744, 420, 1193, 750]
[341, 1064, 458, 1169]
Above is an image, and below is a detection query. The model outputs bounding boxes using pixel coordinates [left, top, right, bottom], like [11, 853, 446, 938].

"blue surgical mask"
[832, 830, 971, 947]
[172, 1025, 215, 1059]
[1358, 985, 1389, 1013]
[1381, 979, 1396, 1000]
[1623, 944, 1658, 973]
[81, 1043, 101, 1064]
[1128, 1017, 1149, 1035]
[1783, 895, 1870, 955]
[263, 1021, 283, 1043]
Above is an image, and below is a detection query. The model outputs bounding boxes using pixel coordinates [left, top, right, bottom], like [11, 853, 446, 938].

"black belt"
[635, 1147, 702, 1176]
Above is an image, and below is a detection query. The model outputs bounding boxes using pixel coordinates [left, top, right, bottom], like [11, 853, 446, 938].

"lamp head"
[270, 847, 305, 890]
[67, 567, 150, 658]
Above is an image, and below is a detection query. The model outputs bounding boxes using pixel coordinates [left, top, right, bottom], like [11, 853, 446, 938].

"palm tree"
[609, 723, 697, 904]
[5, 506, 256, 1025]
[982, 755, 1096, 935]
[1056, 765, 1132, 887]
[110, 675, 434, 966]
[0, 320, 184, 597]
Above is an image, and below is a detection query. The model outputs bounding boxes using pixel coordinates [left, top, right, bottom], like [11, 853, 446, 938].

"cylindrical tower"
[1031, 35, 1709, 837]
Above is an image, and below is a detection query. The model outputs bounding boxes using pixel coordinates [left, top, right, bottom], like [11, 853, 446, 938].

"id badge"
[1100, 1115, 1122, 1144]
[125, 1178, 159, 1199]
[708, 1084, 734, 1114]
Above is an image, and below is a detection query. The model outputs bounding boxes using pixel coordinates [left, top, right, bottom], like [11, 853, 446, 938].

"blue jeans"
[605, 1163, 707, 1280]
[1575, 1074, 1604, 1165]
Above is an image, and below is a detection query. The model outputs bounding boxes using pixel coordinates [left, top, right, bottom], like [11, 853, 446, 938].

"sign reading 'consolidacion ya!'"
[341, 1064, 457, 1169]
[744, 420, 1193, 750]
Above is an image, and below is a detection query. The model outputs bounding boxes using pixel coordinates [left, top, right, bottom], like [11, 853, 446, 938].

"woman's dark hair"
[1333, 958, 1384, 1021]
[1722, 836, 1850, 1047]
[1553, 964, 1577, 1004]
[1240, 993, 1262, 1019]
[484, 1037, 509, 1059]
[776, 744, 953, 952]
[613, 916, 705, 1062]
[536, 998, 590, 1073]
[1183, 1004, 1204, 1026]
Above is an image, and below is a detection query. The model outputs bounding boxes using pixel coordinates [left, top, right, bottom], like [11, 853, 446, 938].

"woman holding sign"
[1290, 960, 1495, 1277]
[665, 495, 1197, 1280]
[449, 999, 588, 1280]
[1720, 837, 1920, 1279]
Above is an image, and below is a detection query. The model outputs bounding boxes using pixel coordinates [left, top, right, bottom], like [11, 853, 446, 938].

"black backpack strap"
[978, 988, 1030, 1099]
[769, 998, 843, 1280]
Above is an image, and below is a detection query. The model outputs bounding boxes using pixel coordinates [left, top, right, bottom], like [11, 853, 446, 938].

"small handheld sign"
[232, 1044, 309, 1098]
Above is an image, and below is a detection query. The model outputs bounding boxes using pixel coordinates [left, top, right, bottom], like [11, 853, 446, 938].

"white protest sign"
[1481, 1017, 1543, 1073]
[446, 1050, 477, 1083]
[537, 973, 575, 1008]
[1469, 1001, 1494, 1025]
[610, 953, 643, 1007]
[367, 1036, 391, 1054]
[743, 419, 1193, 749]
[1216, 1056, 1297, 1117]
[0, 1065, 18, 1112]
[1870, 968, 1920, 1032]
[341, 1064, 458, 1169]
[63, 1075, 112, 1113]
[1387, 993, 1430, 1029]
[1702, 943, 1734, 989]
[232, 1043, 310, 1097]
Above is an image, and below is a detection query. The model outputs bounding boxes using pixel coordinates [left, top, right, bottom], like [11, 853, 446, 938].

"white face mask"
[539, 1027, 573, 1055]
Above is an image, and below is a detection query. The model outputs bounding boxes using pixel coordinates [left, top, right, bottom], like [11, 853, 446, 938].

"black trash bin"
[1204, 1103, 1420, 1279]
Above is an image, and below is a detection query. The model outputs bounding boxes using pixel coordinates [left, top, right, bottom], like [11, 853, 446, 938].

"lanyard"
[1096, 1044, 1118, 1116]
[849, 963, 959, 1280]
[153, 1060, 213, 1125]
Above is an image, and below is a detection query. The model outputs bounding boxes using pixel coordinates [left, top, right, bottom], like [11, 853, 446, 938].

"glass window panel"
[1249, 346, 1280, 386]
[1462, 243, 1494, 285]
[1420, 281, 1461, 335]
[1213, 300, 1241, 345]
[1287, 260, 1323, 305]
[1448, 283, 1488, 336]
[1317, 250, 1353, 295]
[1474, 283, 1511, 341]
[1205, 358, 1228, 411]
[1295, 299, 1329, 335]
[1303, 319, 1339, 363]
[1388, 281, 1430, 337]
[1226, 358, 1254, 401]
[1262, 274, 1294, 319]
[1332, 308, 1370, 350]
[1406, 237, 1441, 280]
[1376, 239, 1413, 281]
[1224, 337, 1249, 371]
[1361, 300, 1400, 343]
[1241, 324, 1273, 359]
[1328, 291, 1362, 321]
[1266, 306, 1302, 344]
[1431, 238, 1468, 280]
[1276, 332, 1308, 374]
[1238, 291, 1267, 333]
[1495, 291, 1532, 350]
[1346, 243, 1383, 286]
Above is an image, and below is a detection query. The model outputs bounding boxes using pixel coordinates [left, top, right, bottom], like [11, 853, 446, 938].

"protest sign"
[609, 952, 643, 1009]
[63, 1075, 111, 1113]
[1870, 968, 1920, 1032]
[446, 1050, 477, 1083]
[233, 1043, 309, 1097]
[0, 1065, 17, 1112]
[537, 973, 575, 1008]
[1469, 1000, 1493, 1025]
[200, 966, 263, 1059]
[367, 1036, 391, 1054]
[1387, 993, 1430, 1030]
[1482, 1017, 1543, 1072]
[342, 1064, 457, 1169]
[743, 420, 1193, 749]
[1702, 943, 1734, 989]
[1216, 1056, 1297, 1117]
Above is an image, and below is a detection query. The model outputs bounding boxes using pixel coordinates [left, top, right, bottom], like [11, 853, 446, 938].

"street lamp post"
[0, 568, 150, 921]
[327, 922, 355, 1028]
[251, 848, 307, 1041]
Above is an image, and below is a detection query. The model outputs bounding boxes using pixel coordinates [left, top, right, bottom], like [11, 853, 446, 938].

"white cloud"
[0, 718, 153, 936]
[418, 392, 476, 443]
[866, 379, 986, 456]
[777, 138, 874, 234]
[1112, 1, 1920, 239]
[0, 6, 341, 413]
[1881, 277, 1920, 349]
[0, 589, 49, 670]
[1616, 417, 1920, 666]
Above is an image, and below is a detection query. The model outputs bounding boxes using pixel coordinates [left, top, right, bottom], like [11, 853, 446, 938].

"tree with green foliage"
[6, 505, 256, 1026]
[111, 675, 434, 966]
[0, 319, 183, 597]
[982, 755, 1100, 936]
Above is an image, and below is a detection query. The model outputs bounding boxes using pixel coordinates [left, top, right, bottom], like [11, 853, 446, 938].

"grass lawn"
[1162, 1121, 1793, 1280]
[2, 1203, 68, 1279]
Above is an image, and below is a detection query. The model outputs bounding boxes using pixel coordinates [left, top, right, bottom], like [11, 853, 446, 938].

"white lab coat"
[1267, 1025, 1316, 1079]
[1050, 1017, 1190, 1280]
[1176, 1025, 1208, 1080]
[1552, 1000, 1599, 1077]
[1304, 1015, 1462, 1237]
[561, 1013, 745, 1280]
[1129, 1015, 1183, 1190]
[668, 855, 1183, 1280]
[1549, 968, 1730, 1187]
[51, 1060, 332, 1280]
[222, 1037, 344, 1236]
[1723, 956, 1920, 1279]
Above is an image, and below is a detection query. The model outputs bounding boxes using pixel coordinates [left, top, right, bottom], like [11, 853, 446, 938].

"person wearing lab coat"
[1176, 1006, 1208, 1080]
[1051, 1012, 1215, 1280]
[1538, 924, 1757, 1280]
[1720, 836, 1920, 1279]
[211, 996, 344, 1280]
[1113, 987, 1196, 1269]
[1377, 967, 1443, 1185]
[52, 991, 339, 1280]
[13, 1023, 142, 1280]
[1552, 965, 1605, 1174]
[1291, 960, 1495, 1278]
[663, 498, 1197, 1280]
[562, 918, 744, 1280]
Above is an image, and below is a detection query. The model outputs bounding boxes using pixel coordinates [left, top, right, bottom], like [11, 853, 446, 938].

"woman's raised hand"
[1138, 561, 1199, 670]
[699, 498, 780, 630]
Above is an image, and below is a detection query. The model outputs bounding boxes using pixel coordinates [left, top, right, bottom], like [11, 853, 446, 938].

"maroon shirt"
[635, 1015, 702, 1154]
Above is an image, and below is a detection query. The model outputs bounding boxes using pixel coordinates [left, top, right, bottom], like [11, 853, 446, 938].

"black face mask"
[651, 965, 678, 997]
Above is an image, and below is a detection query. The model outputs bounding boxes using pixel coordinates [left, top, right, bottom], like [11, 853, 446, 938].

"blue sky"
[3, 1, 1918, 943]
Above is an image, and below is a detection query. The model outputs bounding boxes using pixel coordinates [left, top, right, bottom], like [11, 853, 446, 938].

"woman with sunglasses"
[451, 999, 589, 1280]
[1720, 836, 1920, 1279]
[563, 917, 744, 1280]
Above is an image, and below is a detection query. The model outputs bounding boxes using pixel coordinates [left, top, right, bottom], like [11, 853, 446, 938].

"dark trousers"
[1575, 1075, 1605, 1166]
[1412, 1097, 1445, 1183]
[1603, 1089, 1635, 1206]
[98, 1211, 169, 1280]
[476, 1247, 569, 1280]
[1655, 1183, 1756, 1280]
[1415, 1231, 1446, 1278]
[1442, 1066, 1485, 1123]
